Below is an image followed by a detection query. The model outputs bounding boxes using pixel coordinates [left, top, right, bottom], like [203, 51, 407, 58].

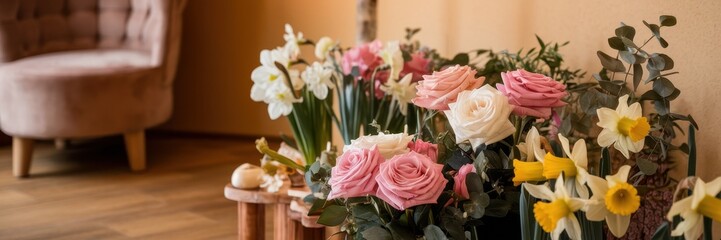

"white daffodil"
[378, 41, 404, 80]
[250, 48, 289, 102]
[301, 62, 334, 100]
[513, 127, 548, 186]
[265, 84, 301, 120]
[314, 37, 334, 60]
[585, 165, 641, 238]
[523, 176, 588, 240]
[538, 134, 591, 199]
[666, 177, 721, 240]
[261, 173, 284, 193]
[380, 74, 417, 115]
[596, 95, 651, 159]
[282, 24, 304, 60]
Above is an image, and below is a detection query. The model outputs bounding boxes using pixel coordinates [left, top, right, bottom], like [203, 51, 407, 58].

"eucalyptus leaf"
[362, 226, 393, 240]
[633, 63, 643, 91]
[317, 205, 347, 226]
[640, 90, 662, 101]
[615, 25, 636, 40]
[653, 77, 676, 97]
[651, 221, 671, 240]
[637, 158, 659, 175]
[607, 37, 625, 51]
[451, 53, 470, 66]
[643, 20, 661, 38]
[423, 225, 448, 240]
[465, 172, 484, 193]
[660, 15, 677, 27]
[597, 51, 626, 72]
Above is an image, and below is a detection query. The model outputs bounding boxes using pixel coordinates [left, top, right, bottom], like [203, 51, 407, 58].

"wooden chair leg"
[13, 137, 34, 178]
[123, 130, 146, 171]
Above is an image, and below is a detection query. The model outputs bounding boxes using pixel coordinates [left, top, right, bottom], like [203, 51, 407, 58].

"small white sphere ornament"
[231, 163, 263, 189]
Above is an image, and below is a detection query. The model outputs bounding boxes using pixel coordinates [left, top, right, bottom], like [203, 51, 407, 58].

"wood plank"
[0, 135, 265, 239]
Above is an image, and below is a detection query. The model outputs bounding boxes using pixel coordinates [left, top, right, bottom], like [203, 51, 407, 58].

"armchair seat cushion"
[0, 49, 172, 138]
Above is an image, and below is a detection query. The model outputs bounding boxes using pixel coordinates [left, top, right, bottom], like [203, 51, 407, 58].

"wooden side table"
[224, 182, 330, 240]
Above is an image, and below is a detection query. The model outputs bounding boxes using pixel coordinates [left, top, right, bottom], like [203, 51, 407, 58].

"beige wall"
[164, 0, 720, 182]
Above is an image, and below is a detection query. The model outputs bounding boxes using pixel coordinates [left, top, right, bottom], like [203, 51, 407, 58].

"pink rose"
[412, 65, 485, 110]
[342, 40, 385, 82]
[496, 69, 567, 119]
[327, 146, 384, 199]
[408, 139, 438, 163]
[400, 52, 431, 82]
[453, 164, 477, 199]
[375, 151, 448, 210]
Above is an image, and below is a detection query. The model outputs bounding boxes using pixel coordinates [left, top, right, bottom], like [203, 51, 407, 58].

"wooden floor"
[0, 135, 266, 239]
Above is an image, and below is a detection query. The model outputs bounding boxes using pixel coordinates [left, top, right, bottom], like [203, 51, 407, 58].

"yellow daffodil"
[540, 134, 591, 199]
[513, 127, 547, 186]
[523, 176, 588, 240]
[596, 95, 651, 159]
[586, 165, 641, 238]
[666, 177, 721, 240]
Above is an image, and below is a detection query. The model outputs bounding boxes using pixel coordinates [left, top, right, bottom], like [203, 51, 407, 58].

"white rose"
[445, 85, 515, 148]
[344, 132, 413, 159]
[314, 37, 334, 60]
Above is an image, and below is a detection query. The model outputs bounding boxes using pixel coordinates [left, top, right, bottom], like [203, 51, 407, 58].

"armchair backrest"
[0, 0, 186, 83]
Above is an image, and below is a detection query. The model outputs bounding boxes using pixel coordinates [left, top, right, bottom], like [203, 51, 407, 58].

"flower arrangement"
[247, 15, 718, 240]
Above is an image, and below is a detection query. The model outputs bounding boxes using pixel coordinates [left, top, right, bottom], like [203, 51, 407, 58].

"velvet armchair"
[0, 0, 186, 177]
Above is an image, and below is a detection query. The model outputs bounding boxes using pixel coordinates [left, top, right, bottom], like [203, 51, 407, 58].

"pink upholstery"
[0, 0, 186, 138]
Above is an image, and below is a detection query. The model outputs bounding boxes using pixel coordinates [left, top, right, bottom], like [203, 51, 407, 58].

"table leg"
[274, 203, 297, 240]
[237, 202, 264, 240]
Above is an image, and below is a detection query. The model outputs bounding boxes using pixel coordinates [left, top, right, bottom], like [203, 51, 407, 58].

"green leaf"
[660, 15, 677, 27]
[440, 207, 466, 240]
[607, 37, 625, 51]
[653, 77, 676, 97]
[637, 158, 659, 175]
[317, 205, 347, 226]
[465, 172, 484, 193]
[633, 63, 643, 91]
[688, 125, 696, 176]
[651, 221, 670, 240]
[658, 37, 669, 48]
[451, 53, 470, 66]
[619, 51, 636, 64]
[484, 199, 512, 217]
[362, 226, 393, 240]
[648, 53, 674, 71]
[519, 186, 536, 240]
[620, 36, 639, 49]
[463, 192, 490, 219]
[597, 51, 626, 72]
[640, 90, 662, 101]
[600, 148, 611, 176]
[615, 25, 636, 40]
[423, 225, 448, 240]
[643, 20, 661, 38]
[386, 221, 415, 240]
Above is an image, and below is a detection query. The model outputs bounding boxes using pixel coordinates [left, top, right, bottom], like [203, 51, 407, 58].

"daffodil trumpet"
[586, 165, 641, 238]
[523, 175, 589, 240]
[667, 177, 721, 240]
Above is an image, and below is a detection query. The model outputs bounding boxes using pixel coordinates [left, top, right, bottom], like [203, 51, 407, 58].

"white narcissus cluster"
[282, 24, 304, 61]
[380, 74, 417, 115]
[344, 132, 414, 159]
[301, 62, 334, 100]
[314, 36, 334, 60]
[250, 48, 302, 120]
[445, 85, 515, 148]
[378, 41, 404, 80]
